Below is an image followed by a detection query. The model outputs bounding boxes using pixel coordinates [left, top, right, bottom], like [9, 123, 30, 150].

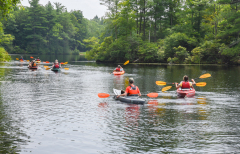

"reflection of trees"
[0, 94, 28, 153]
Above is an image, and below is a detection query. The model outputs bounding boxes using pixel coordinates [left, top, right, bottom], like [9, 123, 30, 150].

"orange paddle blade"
[60, 62, 64, 64]
[156, 81, 167, 86]
[147, 93, 158, 98]
[123, 60, 129, 65]
[98, 93, 110, 98]
[45, 61, 49, 63]
[44, 66, 49, 68]
[199, 73, 211, 79]
[30, 56, 34, 59]
[162, 86, 172, 92]
[196, 82, 207, 87]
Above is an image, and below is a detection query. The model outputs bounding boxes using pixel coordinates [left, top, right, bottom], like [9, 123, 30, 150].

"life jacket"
[116, 68, 120, 71]
[181, 81, 190, 89]
[36, 59, 40, 61]
[54, 63, 60, 68]
[127, 85, 139, 96]
[32, 63, 36, 67]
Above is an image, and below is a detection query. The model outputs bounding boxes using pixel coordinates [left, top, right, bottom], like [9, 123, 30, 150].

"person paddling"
[36, 57, 41, 61]
[20, 56, 24, 61]
[117, 78, 141, 98]
[114, 65, 123, 72]
[28, 60, 37, 67]
[175, 75, 196, 89]
[52, 59, 61, 68]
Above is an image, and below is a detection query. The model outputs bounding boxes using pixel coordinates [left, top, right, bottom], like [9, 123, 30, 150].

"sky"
[20, 0, 108, 19]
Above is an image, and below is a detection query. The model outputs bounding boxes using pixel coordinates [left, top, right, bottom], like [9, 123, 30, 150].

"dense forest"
[1, 0, 105, 55]
[1, 0, 240, 64]
[85, 0, 240, 64]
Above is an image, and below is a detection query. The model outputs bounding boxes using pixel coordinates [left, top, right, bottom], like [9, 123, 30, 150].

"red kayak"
[113, 70, 125, 75]
[177, 88, 195, 97]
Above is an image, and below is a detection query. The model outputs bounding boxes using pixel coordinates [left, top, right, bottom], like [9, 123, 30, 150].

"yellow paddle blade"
[27, 60, 30, 62]
[156, 81, 167, 86]
[64, 68, 69, 70]
[199, 73, 211, 79]
[44, 66, 49, 68]
[64, 62, 68, 64]
[16, 58, 19, 60]
[162, 86, 172, 92]
[196, 82, 207, 87]
[123, 60, 129, 65]
[46, 67, 51, 70]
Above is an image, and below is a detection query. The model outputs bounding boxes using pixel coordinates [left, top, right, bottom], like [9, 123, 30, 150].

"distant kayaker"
[52, 59, 61, 68]
[175, 75, 196, 89]
[114, 65, 123, 72]
[20, 56, 24, 61]
[116, 78, 141, 98]
[36, 57, 41, 61]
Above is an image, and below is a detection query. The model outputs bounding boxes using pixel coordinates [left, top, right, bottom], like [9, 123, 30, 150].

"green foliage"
[164, 33, 198, 58]
[190, 47, 203, 64]
[172, 46, 189, 63]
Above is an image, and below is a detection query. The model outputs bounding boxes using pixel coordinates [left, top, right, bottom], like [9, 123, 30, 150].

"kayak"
[36, 61, 41, 63]
[113, 88, 146, 104]
[177, 88, 195, 97]
[28, 66, 38, 69]
[51, 68, 61, 72]
[113, 70, 125, 75]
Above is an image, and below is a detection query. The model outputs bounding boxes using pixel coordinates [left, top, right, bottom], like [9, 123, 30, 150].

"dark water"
[0, 55, 240, 153]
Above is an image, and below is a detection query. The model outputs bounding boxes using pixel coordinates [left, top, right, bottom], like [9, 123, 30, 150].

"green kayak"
[51, 68, 61, 72]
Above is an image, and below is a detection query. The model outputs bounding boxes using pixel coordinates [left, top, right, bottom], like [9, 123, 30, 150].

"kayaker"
[20, 56, 24, 61]
[36, 57, 41, 61]
[116, 78, 141, 98]
[175, 75, 196, 89]
[114, 65, 123, 72]
[29, 60, 37, 67]
[52, 59, 61, 68]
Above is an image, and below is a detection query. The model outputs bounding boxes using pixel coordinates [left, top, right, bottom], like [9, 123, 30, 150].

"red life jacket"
[116, 68, 120, 71]
[182, 81, 190, 89]
[54, 63, 60, 68]
[36, 59, 40, 61]
[127, 85, 139, 96]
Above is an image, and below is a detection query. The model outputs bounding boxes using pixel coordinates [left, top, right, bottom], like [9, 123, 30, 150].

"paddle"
[123, 60, 129, 65]
[157, 81, 207, 87]
[30, 56, 34, 59]
[27, 60, 30, 62]
[64, 68, 69, 70]
[162, 86, 172, 92]
[98, 92, 159, 98]
[156, 73, 211, 86]
[194, 73, 211, 80]
[16, 58, 19, 60]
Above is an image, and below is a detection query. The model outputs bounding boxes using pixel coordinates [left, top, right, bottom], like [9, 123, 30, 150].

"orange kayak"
[113, 70, 125, 75]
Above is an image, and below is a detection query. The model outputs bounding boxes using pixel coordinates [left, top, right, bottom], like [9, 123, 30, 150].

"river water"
[0, 55, 240, 153]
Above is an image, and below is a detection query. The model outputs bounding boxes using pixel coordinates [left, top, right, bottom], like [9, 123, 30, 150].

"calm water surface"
[0, 55, 240, 153]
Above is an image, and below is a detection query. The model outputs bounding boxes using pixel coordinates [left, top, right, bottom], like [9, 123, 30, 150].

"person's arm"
[175, 82, 181, 89]
[117, 91, 127, 98]
[137, 87, 141, 96]
[191, 79, 196, 85]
